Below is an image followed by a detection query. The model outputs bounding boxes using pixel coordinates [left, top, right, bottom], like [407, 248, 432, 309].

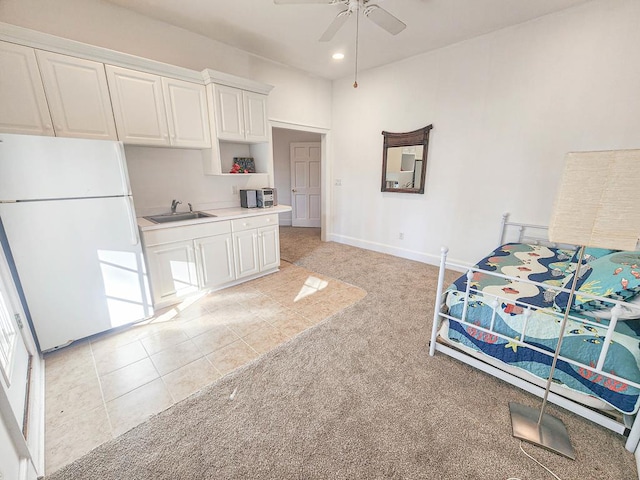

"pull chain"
[353, 6, 359, 88]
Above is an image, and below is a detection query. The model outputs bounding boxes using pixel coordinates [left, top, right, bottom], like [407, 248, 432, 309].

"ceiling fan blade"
[274, 0, 336, 4]
[319, 10, 351, 42]
[363, 5, 406, 35]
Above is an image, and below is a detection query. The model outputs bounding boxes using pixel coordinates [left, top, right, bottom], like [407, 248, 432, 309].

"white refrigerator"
[0, 133, 152, 351]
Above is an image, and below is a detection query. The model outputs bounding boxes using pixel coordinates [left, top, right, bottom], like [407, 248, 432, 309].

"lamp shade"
[548, 149, 640, 251]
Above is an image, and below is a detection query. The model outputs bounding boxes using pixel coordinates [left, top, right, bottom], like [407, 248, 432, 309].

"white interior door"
[290, 142, 321, 228]
[0, 251, 30, 433]
[0, 239, 44, 480]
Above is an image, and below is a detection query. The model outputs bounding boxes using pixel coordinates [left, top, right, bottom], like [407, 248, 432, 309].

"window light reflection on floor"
[294, 276, 328, 302]
[151, 292, 207, 324]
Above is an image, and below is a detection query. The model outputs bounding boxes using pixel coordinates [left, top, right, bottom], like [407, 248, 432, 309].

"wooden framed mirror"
[381, 125, 433, 194]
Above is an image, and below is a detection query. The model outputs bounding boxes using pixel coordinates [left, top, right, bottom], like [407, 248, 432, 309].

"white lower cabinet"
[258, 225, 280, 271]
[233, 229, 260, 279]
[145, 239, 199, 305]
[231, 225, 279, 280]
[142, 214, 280, 308]
[231, 214, 280, 280]
[196, 233, 236, 289]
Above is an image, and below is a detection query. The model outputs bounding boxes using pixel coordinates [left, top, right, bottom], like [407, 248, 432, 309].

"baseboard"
[327, 233, 468, 271]
[279, 219, 292, 227]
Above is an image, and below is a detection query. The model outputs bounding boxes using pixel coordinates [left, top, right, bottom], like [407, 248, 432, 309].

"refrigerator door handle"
[125, 196, 140, 246]
[115, 143, 132, 196]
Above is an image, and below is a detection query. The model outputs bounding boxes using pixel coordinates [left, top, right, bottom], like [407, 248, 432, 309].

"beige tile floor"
[43, 261, 366, 474]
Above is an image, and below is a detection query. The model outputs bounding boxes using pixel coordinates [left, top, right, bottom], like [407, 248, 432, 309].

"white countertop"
[137, 204, 292, 231]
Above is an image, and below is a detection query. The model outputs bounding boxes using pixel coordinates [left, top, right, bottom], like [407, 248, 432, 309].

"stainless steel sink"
[144, 212, 216, 224]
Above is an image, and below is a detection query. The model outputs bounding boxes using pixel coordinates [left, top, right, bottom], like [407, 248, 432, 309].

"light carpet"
[47, 228, 637, 479]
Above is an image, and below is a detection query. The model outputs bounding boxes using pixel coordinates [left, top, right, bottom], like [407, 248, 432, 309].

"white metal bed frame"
[429, 213, 640, 452]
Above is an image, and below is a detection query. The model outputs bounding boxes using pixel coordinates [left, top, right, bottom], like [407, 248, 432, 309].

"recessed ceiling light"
[332, 52, 345, 60]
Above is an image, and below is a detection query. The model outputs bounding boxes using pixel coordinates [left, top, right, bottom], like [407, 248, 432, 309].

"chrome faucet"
[170, 199, 182, 214]
[188, 203, 193, 213]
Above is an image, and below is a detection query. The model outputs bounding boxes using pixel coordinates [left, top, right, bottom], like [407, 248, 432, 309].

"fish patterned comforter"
[441, 243, 640, 414]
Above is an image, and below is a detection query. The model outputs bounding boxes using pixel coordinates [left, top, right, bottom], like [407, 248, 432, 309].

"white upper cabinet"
[106, 65, 170, 146]
[162, 77, 211, 148]
[243, 90, 269, 142]
[36, 51, 117, 140]
[106, 65, 211, 148]
[213, 84, 268, 142]
[213, 84, 244, 141]
[0, 41, 54, 136]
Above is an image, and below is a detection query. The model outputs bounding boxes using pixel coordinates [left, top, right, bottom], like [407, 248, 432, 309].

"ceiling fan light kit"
[274, 0, 406, 87]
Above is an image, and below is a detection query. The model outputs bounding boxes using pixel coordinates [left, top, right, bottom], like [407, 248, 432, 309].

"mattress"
[439, 243, 640, 415]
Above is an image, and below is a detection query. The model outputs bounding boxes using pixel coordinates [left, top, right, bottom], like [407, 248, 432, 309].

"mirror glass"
[381, 125, 432, 194]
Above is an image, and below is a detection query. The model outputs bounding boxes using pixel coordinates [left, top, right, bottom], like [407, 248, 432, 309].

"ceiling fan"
[274, 0, 406, 42]
[274, 0, 406, 87]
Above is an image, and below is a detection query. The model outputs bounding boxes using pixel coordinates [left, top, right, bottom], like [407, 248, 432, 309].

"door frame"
[0, 233, 45, 479]
[270, 120, 330, 241]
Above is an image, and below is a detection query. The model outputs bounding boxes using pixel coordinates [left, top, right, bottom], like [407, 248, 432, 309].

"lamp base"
[509, 402, 576, 460]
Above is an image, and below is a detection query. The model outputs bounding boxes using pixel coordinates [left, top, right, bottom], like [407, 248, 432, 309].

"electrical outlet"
[399, 232, 404, 240]
[232, 185, 238, 195]
[335, 179, 342, 186]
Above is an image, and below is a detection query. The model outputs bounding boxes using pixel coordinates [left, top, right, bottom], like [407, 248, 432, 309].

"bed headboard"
[499, 213, 576, 250]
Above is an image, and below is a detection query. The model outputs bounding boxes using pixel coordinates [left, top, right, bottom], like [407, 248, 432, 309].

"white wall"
[0, 0, 332, 129]
[272, 128, 322, 225]
[125, 146, 275, 216]
[329, 0, 640, 265]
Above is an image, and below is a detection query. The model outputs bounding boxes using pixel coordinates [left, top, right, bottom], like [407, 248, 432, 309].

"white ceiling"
[105, 0, 592, 80]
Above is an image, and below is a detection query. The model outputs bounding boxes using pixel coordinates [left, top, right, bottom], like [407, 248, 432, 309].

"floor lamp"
[509, 149, 640, 459]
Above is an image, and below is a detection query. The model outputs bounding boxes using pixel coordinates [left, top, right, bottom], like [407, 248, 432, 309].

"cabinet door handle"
[292, 189, 297, 192]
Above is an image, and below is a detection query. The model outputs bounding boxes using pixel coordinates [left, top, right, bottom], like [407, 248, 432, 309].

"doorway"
[271, 126, 323, 231]
[0, 249, 30, 432]
[0, 231, 45, 478]
[289, 142, 321, 227]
